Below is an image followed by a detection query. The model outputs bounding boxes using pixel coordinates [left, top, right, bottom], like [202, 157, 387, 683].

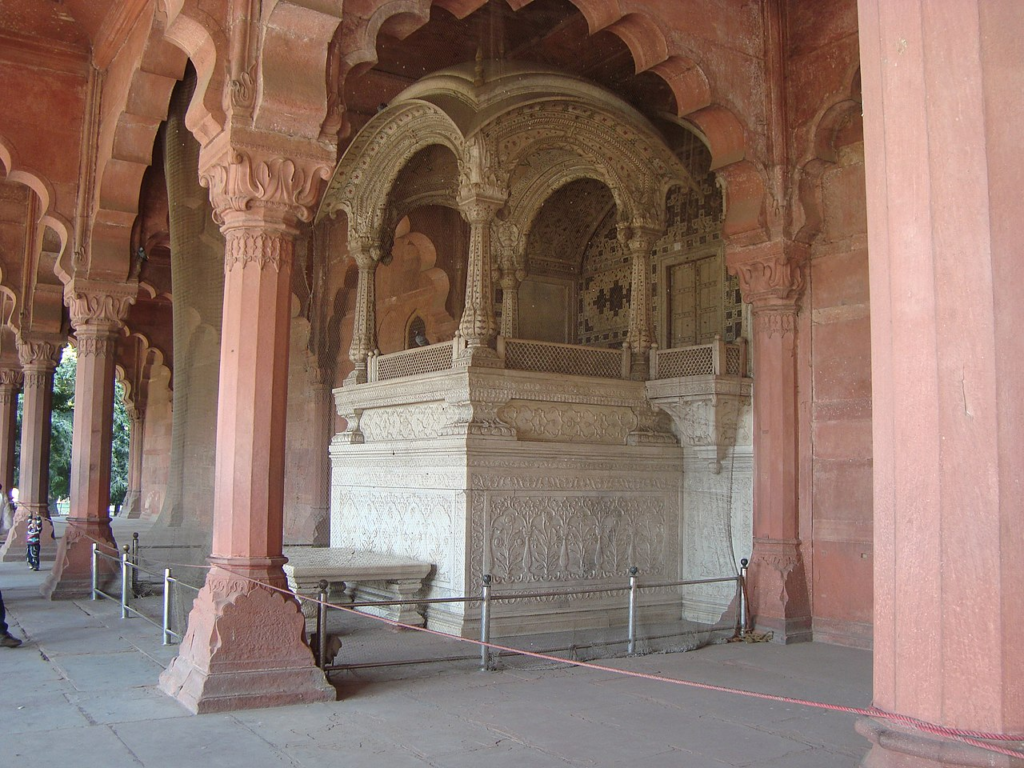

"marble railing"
[368, 336, 747, 383]
[500, 337, 629, 379]
[369, 340, 455, 382]
[650, 337, 747, 379]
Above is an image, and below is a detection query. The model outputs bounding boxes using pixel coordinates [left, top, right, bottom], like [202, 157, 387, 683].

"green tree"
[110, 380, 130, 510]
[48, 346, 76, 501]
[15, 345, 130, 510]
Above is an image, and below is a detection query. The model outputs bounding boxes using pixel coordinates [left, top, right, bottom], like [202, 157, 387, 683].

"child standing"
[26, 513, 41, 571]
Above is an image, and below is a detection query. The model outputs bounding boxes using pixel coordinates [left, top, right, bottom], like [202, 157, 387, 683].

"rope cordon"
[77, 532, 1024, 762]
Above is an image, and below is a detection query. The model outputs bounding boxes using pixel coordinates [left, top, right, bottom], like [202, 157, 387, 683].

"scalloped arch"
[0, 133, 74, 285]
[89, 14, 188, 281]
[479, 99, 690, 227]
[317, 101, 466, 239]
[507, 154, 618, 243]
[333, 0, 734, 137]
[793, 93, 863, 246]
[162, 0, 228, 144]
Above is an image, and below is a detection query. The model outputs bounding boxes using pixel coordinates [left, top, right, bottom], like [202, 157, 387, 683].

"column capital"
[64, 279, 137, 331]
[15, 333, 64, 370]
[0, 367, 24, 390]
[493, 222, 524, 274]
[726, 240, 808, 309]
[348, 236, 381, 269]
[198, 132, 333, 230]
[617, 222, 662, 253]
[457, 184, 505, 224]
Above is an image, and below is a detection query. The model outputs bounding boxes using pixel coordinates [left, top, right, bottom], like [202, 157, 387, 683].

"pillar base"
[122, 490, 142, 519]
[159, 565, 335, 714]
[42, 517, 117, 600]
[1, 505, 57, 562]
[749, 537, 812, 643]
[454, 343, 503, 369]
[857, 717, 1024, 767]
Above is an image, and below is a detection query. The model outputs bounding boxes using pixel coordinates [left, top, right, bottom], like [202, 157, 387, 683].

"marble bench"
[282, 546, 433, 627]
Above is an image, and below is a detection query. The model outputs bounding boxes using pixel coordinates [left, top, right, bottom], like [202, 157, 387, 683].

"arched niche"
[518, 177, 616, 345]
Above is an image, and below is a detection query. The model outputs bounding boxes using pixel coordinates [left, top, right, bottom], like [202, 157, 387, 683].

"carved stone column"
[158, 141, 334, 713]
[726, 240, 810, 642]
[1, 339, 61, 563]
[624, 225, 661, 380]
[456, 185, 504, 366]
[43, 285, 135, 598]
[0, 368, 22, 509]
[343, 240, 379, 385]
[122, 405, 144, 518]
[494, 222, 524, 339]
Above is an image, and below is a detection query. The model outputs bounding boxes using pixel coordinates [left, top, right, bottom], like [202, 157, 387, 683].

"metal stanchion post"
[739, 558, 749, 635]
[120, 546, 130, 619]
[627, 566, 639, 655]
[163, 569, 173, 645]
[91, 543, 98, 600]
[480, 574, 492, 671]
[131, 532, 139, 597]
[317, 579, 329, 670]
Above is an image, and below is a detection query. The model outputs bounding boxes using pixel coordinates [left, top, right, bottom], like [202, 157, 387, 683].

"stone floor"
[0, 519, 873, 768]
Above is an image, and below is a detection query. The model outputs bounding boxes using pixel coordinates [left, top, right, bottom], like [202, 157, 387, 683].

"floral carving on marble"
[358, 403, 447, 442]
[497, 400, 636, 444]
[483, 495, 668, 584]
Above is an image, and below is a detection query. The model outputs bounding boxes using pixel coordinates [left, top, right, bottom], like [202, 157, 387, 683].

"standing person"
[0, 588, 22, 647]
[26, 513, 41, 571]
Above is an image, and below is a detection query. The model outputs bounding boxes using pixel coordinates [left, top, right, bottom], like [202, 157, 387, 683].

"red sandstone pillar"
[857, 0, 1024, 764]
[159, 145, 333, 713]
[727, 241, 811, 643]
[0, 368, 22, 505]
[1, 339, 61, 563]
[43, 285, 135, 598]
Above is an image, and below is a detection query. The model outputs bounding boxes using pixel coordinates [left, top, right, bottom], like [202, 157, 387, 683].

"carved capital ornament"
[64, 280, 137, 330]
[200, 151, 332, 226]
[726, 242, 808, 308]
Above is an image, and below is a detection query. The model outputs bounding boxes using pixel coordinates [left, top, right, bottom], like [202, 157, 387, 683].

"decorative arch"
[328, 0, 740, 149]
[507, 158, 616, 264]
[793, 67, 864, 246]
[0, 134, 74, 283]
[477, 99, 690, 228]
[88, 11, 188, 281]
[316, 101, 466, 244]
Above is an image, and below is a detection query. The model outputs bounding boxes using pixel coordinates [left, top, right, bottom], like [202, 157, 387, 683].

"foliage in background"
[14, 345, 130, 510]
[48, 347, 76, 501]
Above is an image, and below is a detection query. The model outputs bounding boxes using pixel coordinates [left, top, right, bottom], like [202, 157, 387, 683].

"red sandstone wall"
[283, 318, 330, 546]
[788, 0, 873, 648]
[139, 370, 172, 520]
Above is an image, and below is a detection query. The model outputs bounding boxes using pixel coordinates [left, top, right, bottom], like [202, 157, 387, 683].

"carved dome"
[391, 61, 665, 141]
[317, 61, 696, 237]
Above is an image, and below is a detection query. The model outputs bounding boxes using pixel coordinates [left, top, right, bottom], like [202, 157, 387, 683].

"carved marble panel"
[358, 402, 447, 442]
[481, 495, 668, 584]
[680, 448, 753, 624]
[497, 400, 636, 444]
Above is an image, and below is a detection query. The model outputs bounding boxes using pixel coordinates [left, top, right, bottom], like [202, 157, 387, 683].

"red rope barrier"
[210, 568, 1024, 761]
[75, 535, 1024, 762]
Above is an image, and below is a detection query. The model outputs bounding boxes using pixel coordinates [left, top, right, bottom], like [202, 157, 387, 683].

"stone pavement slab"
[0, 548, 873, 768]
